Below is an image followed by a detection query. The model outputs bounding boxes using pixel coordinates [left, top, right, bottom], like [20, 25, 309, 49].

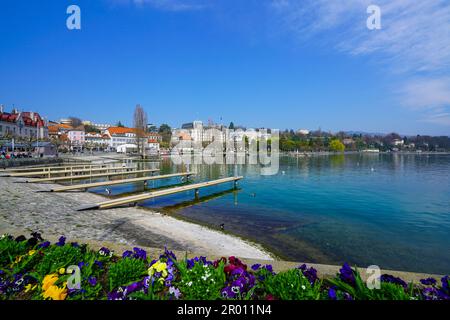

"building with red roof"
[0, 105, 48, 139]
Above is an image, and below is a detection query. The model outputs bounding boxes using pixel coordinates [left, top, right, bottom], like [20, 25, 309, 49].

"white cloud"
[421, 112, 450, 126]
[399, 78, 450, 110]
[271, 0, 450, 73]
[271, 0, 450, 126]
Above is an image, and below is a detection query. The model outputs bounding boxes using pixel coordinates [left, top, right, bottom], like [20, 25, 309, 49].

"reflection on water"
[89, 154, 450, 274]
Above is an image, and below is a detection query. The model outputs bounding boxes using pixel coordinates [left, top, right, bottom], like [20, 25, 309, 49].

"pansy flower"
[37, 241, 50, 249]
[328, 287, 337, 300]
[380, 274, 407, 288]
[132, 247, 147, 260]
[169, 286, 181, 299]
[251, 264, 261, 271]
[420, 278, 437, 286]
[88, 277, 97, 287]
[298, 264, 318, 284]
[56, 236, 66, 246]
[339, 263, 356, 285]
[98, 247, 113, 257]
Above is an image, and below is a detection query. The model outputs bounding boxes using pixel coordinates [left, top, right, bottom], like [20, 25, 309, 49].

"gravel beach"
[0, 175, 272, 260]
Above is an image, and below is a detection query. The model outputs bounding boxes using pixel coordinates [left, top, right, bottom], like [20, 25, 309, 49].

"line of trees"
[279, 130, 450, 152]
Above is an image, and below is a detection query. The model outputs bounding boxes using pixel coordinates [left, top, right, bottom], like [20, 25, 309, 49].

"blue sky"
[0, 0, 449, 135]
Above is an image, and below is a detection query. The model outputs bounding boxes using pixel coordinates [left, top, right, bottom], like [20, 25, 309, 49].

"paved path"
[0, 176, 272, 260]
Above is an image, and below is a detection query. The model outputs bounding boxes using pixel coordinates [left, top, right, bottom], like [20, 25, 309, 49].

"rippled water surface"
[90, 154, 450, 274]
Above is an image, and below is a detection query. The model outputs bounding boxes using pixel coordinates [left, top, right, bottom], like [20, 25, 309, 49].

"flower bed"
[0, 233, 448, 300]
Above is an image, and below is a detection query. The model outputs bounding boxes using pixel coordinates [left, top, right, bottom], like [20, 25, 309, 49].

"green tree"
[116, 121, 125, 127]
[229, 122, 235, 130]
[329, 139, 345, 152]
[84, 124, 100, 133]
[158, 124, 172, 144]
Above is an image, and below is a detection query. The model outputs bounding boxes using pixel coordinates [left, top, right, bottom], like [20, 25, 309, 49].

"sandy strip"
[0, 176, 272, 260]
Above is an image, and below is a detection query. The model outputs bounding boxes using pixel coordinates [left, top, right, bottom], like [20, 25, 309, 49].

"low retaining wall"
[0, 157, 64, 169]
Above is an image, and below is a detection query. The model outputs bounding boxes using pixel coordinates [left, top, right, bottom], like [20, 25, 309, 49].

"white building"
[105, 127, 137, 150]
[116, 144, 137, 153]
[82, 120, 112, 132]
[85, 132, 110, 147]
[297, 129, 310, 135]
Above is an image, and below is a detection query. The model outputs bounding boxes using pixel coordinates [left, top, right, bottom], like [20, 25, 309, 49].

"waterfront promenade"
[0, 174, 271, 260]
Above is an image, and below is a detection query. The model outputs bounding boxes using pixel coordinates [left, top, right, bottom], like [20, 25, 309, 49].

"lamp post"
[36, 121, 40, 157]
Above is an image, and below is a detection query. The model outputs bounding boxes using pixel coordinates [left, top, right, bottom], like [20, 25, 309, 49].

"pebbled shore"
[0, 176, 272, 260]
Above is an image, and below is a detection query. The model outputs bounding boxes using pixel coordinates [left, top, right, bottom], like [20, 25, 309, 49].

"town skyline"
[2, 103, 450, 138]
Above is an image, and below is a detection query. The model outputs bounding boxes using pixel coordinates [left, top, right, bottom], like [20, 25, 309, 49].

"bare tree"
[133, 104, 148, 157]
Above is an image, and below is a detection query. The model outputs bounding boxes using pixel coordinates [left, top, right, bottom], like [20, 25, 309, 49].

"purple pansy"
[251, 264, 261, 271]
[133, 247, 147, 260]
[339, 263, 355, 285]
[88, 276, 97, 286]
[37, 241, 50, 249]
[122, 250, 133, 258]
[169, 286, 181, 299]
[420, 277, 437, 286]
[298, 264, 318, 284]
[56, 236, 66, 246]
[328, 288, 337, 300]
[99, 247, 110, 256]
[380, 274, 407, 288]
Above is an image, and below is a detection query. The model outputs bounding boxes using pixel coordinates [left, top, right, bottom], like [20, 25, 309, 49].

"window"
[0, 125, 2, 132]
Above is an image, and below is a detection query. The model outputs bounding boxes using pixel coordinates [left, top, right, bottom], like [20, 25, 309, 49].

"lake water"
[90, 154, 450, 274]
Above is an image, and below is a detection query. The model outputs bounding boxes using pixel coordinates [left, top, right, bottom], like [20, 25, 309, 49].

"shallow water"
[90, 154, 450, 274]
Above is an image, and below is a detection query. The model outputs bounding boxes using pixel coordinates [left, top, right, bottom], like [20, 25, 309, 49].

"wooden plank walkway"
[6, 166, 136, 177]
[24, 168, 160, 183]
[46, 172, 195, 192]
[77, 176, 243, 210]
[1, 163, 117, 173]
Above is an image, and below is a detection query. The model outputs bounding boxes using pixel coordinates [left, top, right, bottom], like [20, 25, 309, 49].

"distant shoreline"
[282, 151, 450, 156]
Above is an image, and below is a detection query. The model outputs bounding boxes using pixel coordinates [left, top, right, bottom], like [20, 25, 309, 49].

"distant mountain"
[343, 131, 387, 137]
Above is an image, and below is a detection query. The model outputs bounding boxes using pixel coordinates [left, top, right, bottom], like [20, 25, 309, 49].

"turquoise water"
[90, 154, 450, 274]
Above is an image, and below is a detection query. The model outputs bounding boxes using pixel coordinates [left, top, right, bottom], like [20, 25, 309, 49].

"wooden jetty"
[46, 172, 195, 192]
[1, 163, 118, 173]
[24, 168, 160, 183]
[77, 176, 243, 210]
[6, 166, 138, 178]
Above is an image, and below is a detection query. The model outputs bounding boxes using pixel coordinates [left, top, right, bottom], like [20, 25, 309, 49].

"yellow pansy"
[42, 274, 59, 291]
[28, 250, 36, 256]
[24, 284, 37, 293]
[43, 284, 67, 300]
[148, 261, 168, 278]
